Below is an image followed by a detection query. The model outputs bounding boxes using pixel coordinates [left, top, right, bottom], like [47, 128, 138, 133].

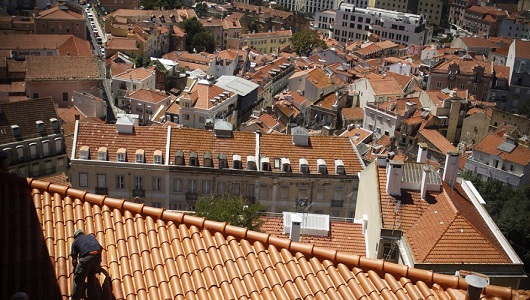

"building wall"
[26, 80, 100, 108]
[460, 111, 490, 145]
[72, 91, 107, 119]
[427, 73, 490, 101]
[363, 104, 399, 137]
[354, 161, 380, 258]
[34, 19, 86, 40]
[498, 18, 530, 40]
[112, 72, 156, 108]
[69, 160, 360, 217]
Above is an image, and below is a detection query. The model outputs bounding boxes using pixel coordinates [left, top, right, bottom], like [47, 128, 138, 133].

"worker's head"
[74, 229, 84, 238]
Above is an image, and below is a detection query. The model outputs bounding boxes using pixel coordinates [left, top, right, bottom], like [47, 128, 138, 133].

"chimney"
[465, 275, 489, 300]
[290, 214, 302, 242]
[417, 142, 428, 163]
[386, 160, 404, 196]
[421, 165, 430, 200]
[376, 154, 388, 168]
[443, 151, 459, 188]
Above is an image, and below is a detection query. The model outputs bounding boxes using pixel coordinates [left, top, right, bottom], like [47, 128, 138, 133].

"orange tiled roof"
[260, 216, 366, 255]
[25, 55, 100, 81]
[340, 127, 372, 145]
[106, 37, 140, 51]
[127, 89, 170, 104]
[36, 4, 83, 20]
[341, 107, 364, 121]
[418, 129, 458, 154]
[376, 165, 512, 264]
[57, 36, 93, 57]
[514, 39, 530, 60]
[113, 67, 154, 81]
[369, 78, 404, 95]
[3, 170, 529, 299]
[474, 134, 530, 166]
[432, 57, 494, 76]
[188, 82, 232, 110]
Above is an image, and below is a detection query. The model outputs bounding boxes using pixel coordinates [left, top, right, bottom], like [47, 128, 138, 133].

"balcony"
[331, 199, 344, 207]
[95, 187, 108, 195]
[132, 189, 145, 197]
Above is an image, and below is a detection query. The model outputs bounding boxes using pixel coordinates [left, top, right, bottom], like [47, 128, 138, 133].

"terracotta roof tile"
[369, 78, 404, 95]
[36, 4, 83, 20]
[127, 89, 170, 104]
[341, 107, 364, 120]
[0, 34, 89, 53]
[3, 171, 528, 300]
[25, 56, 100, 81]
[376, 165, 511, 264]
[106, 37, 140, 51]
[474, 134, 530, 165]
[113, 67, 154, 80]
[514, 39, 530, 60]
[260, 216, 366, 255]
[418, 129, 458, 154]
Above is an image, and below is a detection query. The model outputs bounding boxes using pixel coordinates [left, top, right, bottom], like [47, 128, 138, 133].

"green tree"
[182, 17, 216, 53]
[291, 29, 327, 57]
[463, 172, 530, 272]
[195, 2, 208, 17]
[195, 194, 264, 231]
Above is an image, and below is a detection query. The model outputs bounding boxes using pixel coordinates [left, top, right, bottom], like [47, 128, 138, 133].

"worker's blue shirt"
[70, 234, 102, 260]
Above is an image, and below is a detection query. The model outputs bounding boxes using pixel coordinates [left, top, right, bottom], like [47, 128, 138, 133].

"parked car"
[93, 29, 99, 37]
[96, 37, 102, 44]
[100, 48, 105, 57]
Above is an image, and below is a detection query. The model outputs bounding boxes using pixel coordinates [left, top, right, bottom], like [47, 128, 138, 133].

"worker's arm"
[71, 239, 79, 268]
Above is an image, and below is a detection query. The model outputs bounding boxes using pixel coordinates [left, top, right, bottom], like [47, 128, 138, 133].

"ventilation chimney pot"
[376, 154, 388, 168]
[386, 160, 404, 196]
[465, 275, 489, 300]
[417, 142, 428, 163]
[290, 214, 302, 242]
[421, 165, 430, 200]
[443, 151, 459, 188]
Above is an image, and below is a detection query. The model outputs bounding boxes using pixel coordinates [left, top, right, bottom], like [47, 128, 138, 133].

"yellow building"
[237, 29, 292, 54]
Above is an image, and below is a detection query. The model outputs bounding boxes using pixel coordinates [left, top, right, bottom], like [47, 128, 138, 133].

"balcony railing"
[186, 193, 198, 201]
[95, 187, 108, 195]
[331, 199, 344, 207]
[132, 189, 145, 197]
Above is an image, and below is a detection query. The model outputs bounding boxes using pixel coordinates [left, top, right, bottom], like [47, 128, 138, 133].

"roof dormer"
[218, 153, 228, 169]
[299, 158, 309, 174]
[154, 150, 163, 164]
[175, 150, 184, 165]
[247, 156, 256, 170]
[189, 151, 199, 166]
[335, 160, 345, 175]
[317, 159, 327, 175]
[281, 158, 291, 172]
[261, 157, 270, 171]
[97, 147, 107, 161]
[233, 154, 242, 169]
[36, 120, 45, 134]
[117, 148, 127, 162]
[135, 149, 145, 163]
[79, 146, 90, 160]
[204, 153, 213, 167]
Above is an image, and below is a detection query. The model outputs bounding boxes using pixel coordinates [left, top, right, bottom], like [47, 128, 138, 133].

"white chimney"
[443, 151, 460, 188]
[421, 165, 430, 200]
[386, 160, 404, 196]
[417, 143, 428, 163]
[290, 214, 302, 242]
[376, 154, 388, 168]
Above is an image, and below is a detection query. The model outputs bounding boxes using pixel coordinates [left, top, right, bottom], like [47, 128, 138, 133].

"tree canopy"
[195, 194, 264, 231]
[463, 172, 530, 272]
[291, 29, 327, 57]
[182, 17, 216, 53]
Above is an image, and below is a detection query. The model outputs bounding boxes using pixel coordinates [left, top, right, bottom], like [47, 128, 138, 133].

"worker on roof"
[70, 229, 103, 300]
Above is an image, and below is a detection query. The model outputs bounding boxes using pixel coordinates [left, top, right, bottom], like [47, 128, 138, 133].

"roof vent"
[283, 212, 330, 236]
[281, 158, 291, 172]
[189, 151, 199, 166]
[291, 126, 309, 146]
[218, 153, 228, 169]
[214, 120, 233, 138]
[247, 156, 257, 170]
[11, 125, 20, 137]
[261, 157, 270, 171]
[465, 275, 489, 300]
[50, 118, 60, 132]
[299, 158, 309, 174]
[317, 159, 327, 174]
[175, 150, 184, 165]
[233, 154, 242, 169]
[204, 153, 213, 167]
[334, 159, 345, 175]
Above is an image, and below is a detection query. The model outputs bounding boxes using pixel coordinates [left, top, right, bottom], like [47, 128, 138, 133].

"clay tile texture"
[2, 171, 528, 300]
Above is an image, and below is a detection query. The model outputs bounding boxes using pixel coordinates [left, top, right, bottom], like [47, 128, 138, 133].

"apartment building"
[465, 133, 530, 189]
[124, 89, 172, 125]
[34, 3, 86, 40]
[69, 121, 364, 217]
[498, 12, 530, 40]
[235, 30, 292, 54]
[330, 3, 431, 46]
[356, 153, 526, 286]
[505, 39, 530, 114]
[288, 68, 342, 103]
[245, 57, 295, 107]
[111, 67, 156, 109]
[369, 0, 445, 26]
[350, 76, 406, 109]
[177, 80, 239, 129]
[362, 97, 421, 138]
[0, 98, 67, 178]
[464, 5, 509, 38]
[449, 0, 477, 27]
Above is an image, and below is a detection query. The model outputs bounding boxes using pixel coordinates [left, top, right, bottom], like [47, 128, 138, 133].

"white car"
[100, 48, 105, 57]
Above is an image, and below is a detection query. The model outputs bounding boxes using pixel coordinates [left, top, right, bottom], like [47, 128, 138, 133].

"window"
[117, 148, 126, 162]
[152, 202, 162, 208]
[298, 184, 308, 200]
[436, 81, 442, 88]
[448, 83, 453, 89]
[231, 182, 240, 195]
[97, 174, 106, 188]
[63, 92, 69, 102]
[154, 154, 162, 164]
[29, 143, 37, 159]
[174, 178, 183, 192]
[460, 84, 466, 89]
[202, 180, 212, 194]
[245, 183, 255, 197]
[135, 150, 144, 163]
[199, 117, 205, 123]
[153, 177, 161, 191]
[184, 114, 190, 120]
[116, 175, 125, 189]
[134, 176, 144, 190]
[316, 187, 325, 201]
[259, 185, 268, 199]
[188, 179, 197, 194]
[79, 173, 88, 187]
[217, 181, 226, 194]
[42, 140, 50, 157]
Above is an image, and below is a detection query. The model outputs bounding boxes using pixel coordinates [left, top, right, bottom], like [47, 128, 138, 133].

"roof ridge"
[20, 175, 517, 299]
